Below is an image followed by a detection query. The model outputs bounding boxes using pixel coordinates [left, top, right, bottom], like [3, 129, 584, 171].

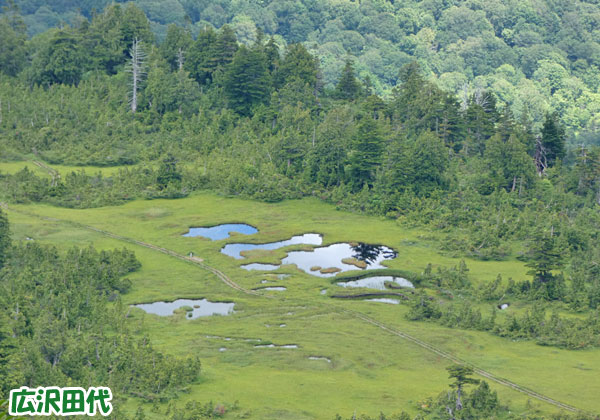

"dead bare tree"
[127, 38, 146, 113]
[177, 47, 184, 71]
[534, 134, 547, 175]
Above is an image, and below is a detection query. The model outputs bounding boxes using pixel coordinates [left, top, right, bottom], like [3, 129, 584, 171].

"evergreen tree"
[0, 6, 26, 76]
[347, 115, 384, 191]
[274, 43, 318, 90]
[0, 209, 10, 269]
[410, 131, 448, 196]
[28, 28, 84, 86]
[526, 229, 564, 295]
[334, 58, 361, 101]
[160, 24, 193, 71]
[541, 112, 566, 166]
[447, 364, 480, 411]
[185, 27, 218, 85]
[223, 45, 271, 116]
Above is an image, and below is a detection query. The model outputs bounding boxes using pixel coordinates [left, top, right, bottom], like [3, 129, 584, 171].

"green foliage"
[0, 234, 199, 401]
[334, 58, 361, 101]
[0, 209, 9, 269]
[223, 45, 271, 115]
[541, 113, 566, 166]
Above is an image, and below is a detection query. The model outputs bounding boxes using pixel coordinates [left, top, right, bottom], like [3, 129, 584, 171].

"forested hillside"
[2, 0, 600, 139]
[3, 3, 600, 417]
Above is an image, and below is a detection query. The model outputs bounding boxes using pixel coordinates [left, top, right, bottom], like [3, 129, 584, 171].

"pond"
[281, 243, 397, 277]
[308, 356, 331, 363]
[132, 299, 235, 319]
[365, 298, 400, 304]
[241, 263, 279, 271]
[221, 233, 323, 259]
[255, 344, 298, 349]
[337, 276, 413, 290]
[183, 223, 257, 240]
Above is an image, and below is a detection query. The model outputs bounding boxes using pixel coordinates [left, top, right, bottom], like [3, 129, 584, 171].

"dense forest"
[2, 0, 600, 139]
[2, 1, 600, 418]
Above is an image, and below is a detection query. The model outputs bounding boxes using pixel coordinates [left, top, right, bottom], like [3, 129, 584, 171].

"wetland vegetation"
[2, 1, 600, 418]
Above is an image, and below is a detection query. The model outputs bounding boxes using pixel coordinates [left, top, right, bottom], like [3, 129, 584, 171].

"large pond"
[221, 233, 323, 259]
[281, 243, 397, 277]
[337, 276, 413, 290]
[183, 224, 258, 240]
[132, 299, 235, 319]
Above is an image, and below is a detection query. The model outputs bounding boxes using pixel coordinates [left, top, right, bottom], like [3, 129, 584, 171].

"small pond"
[132, 299, 235, 319]
[262, 286, 286, 291]
[365, 298, 400, 304]
[337, 276, 413, 290]
[281, 243, 397, 277]
[241, 263, 279, 271]
[255, 344, 298, 349]
[308, 356, 331, 363]
[221, 233, 323, 259]
[183, 223, 257, 240]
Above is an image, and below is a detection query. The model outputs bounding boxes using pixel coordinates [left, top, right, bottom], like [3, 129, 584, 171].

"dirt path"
[2, 197, 579, 413]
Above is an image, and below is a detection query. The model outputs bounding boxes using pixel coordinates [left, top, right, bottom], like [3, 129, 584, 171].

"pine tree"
[335, 58, 361, 100]
[185, 27, 218, 85]
[0, 208, 10, 268]
[274, 43, 318, 89]
[526, 229, 564, 285]
[160, 24, 192, 71]
[541, 112, 566, 166]
[447, 364, 480, 411]
[223, 45, 271, 115]
[347, 115, 384, 191]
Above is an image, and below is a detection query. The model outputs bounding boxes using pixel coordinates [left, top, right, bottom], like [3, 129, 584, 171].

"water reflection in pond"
[337, 276, 413, 290]
[221, 233, 323, 259]
[365, 298, 400, 304]
[282, 243, 397, 277]
[132, 299, 235, 319]
[183, 224, 257, 240]
[241, 263, 279, 271]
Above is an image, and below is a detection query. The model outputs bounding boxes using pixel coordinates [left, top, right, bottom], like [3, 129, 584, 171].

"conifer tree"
[541, 112, 566, 166]
[335, 58, 361, 100]
[0, 209, 10, 269]
[347, 115, 384, 190]
[447, 364, 480, 411]
[223, 45, 271, 115]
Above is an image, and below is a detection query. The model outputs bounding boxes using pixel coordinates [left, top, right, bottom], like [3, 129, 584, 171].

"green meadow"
[3, 162, 599, 419]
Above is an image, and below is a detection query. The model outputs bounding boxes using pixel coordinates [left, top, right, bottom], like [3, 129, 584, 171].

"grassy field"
[4, 185, 600, 418]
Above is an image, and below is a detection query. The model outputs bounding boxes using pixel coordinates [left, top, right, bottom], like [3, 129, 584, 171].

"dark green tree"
[274, 43, 318, 90]
[525, 229, 565, 300]
[410, 131, 448, 196]
[541, 112, 566, 166]
[28, 28, 84, 86]
[0, 3, 26, 76]
[185, 27, 218, 85]
[0, 209, 10, 268]
[223, 45, 271, 116]
[347, 115, 384, 191]
[160, 23, 193, 71]
[156, 154, 182, 190]
[447, 364, 480, 411]
[334, 58, 361, 101]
